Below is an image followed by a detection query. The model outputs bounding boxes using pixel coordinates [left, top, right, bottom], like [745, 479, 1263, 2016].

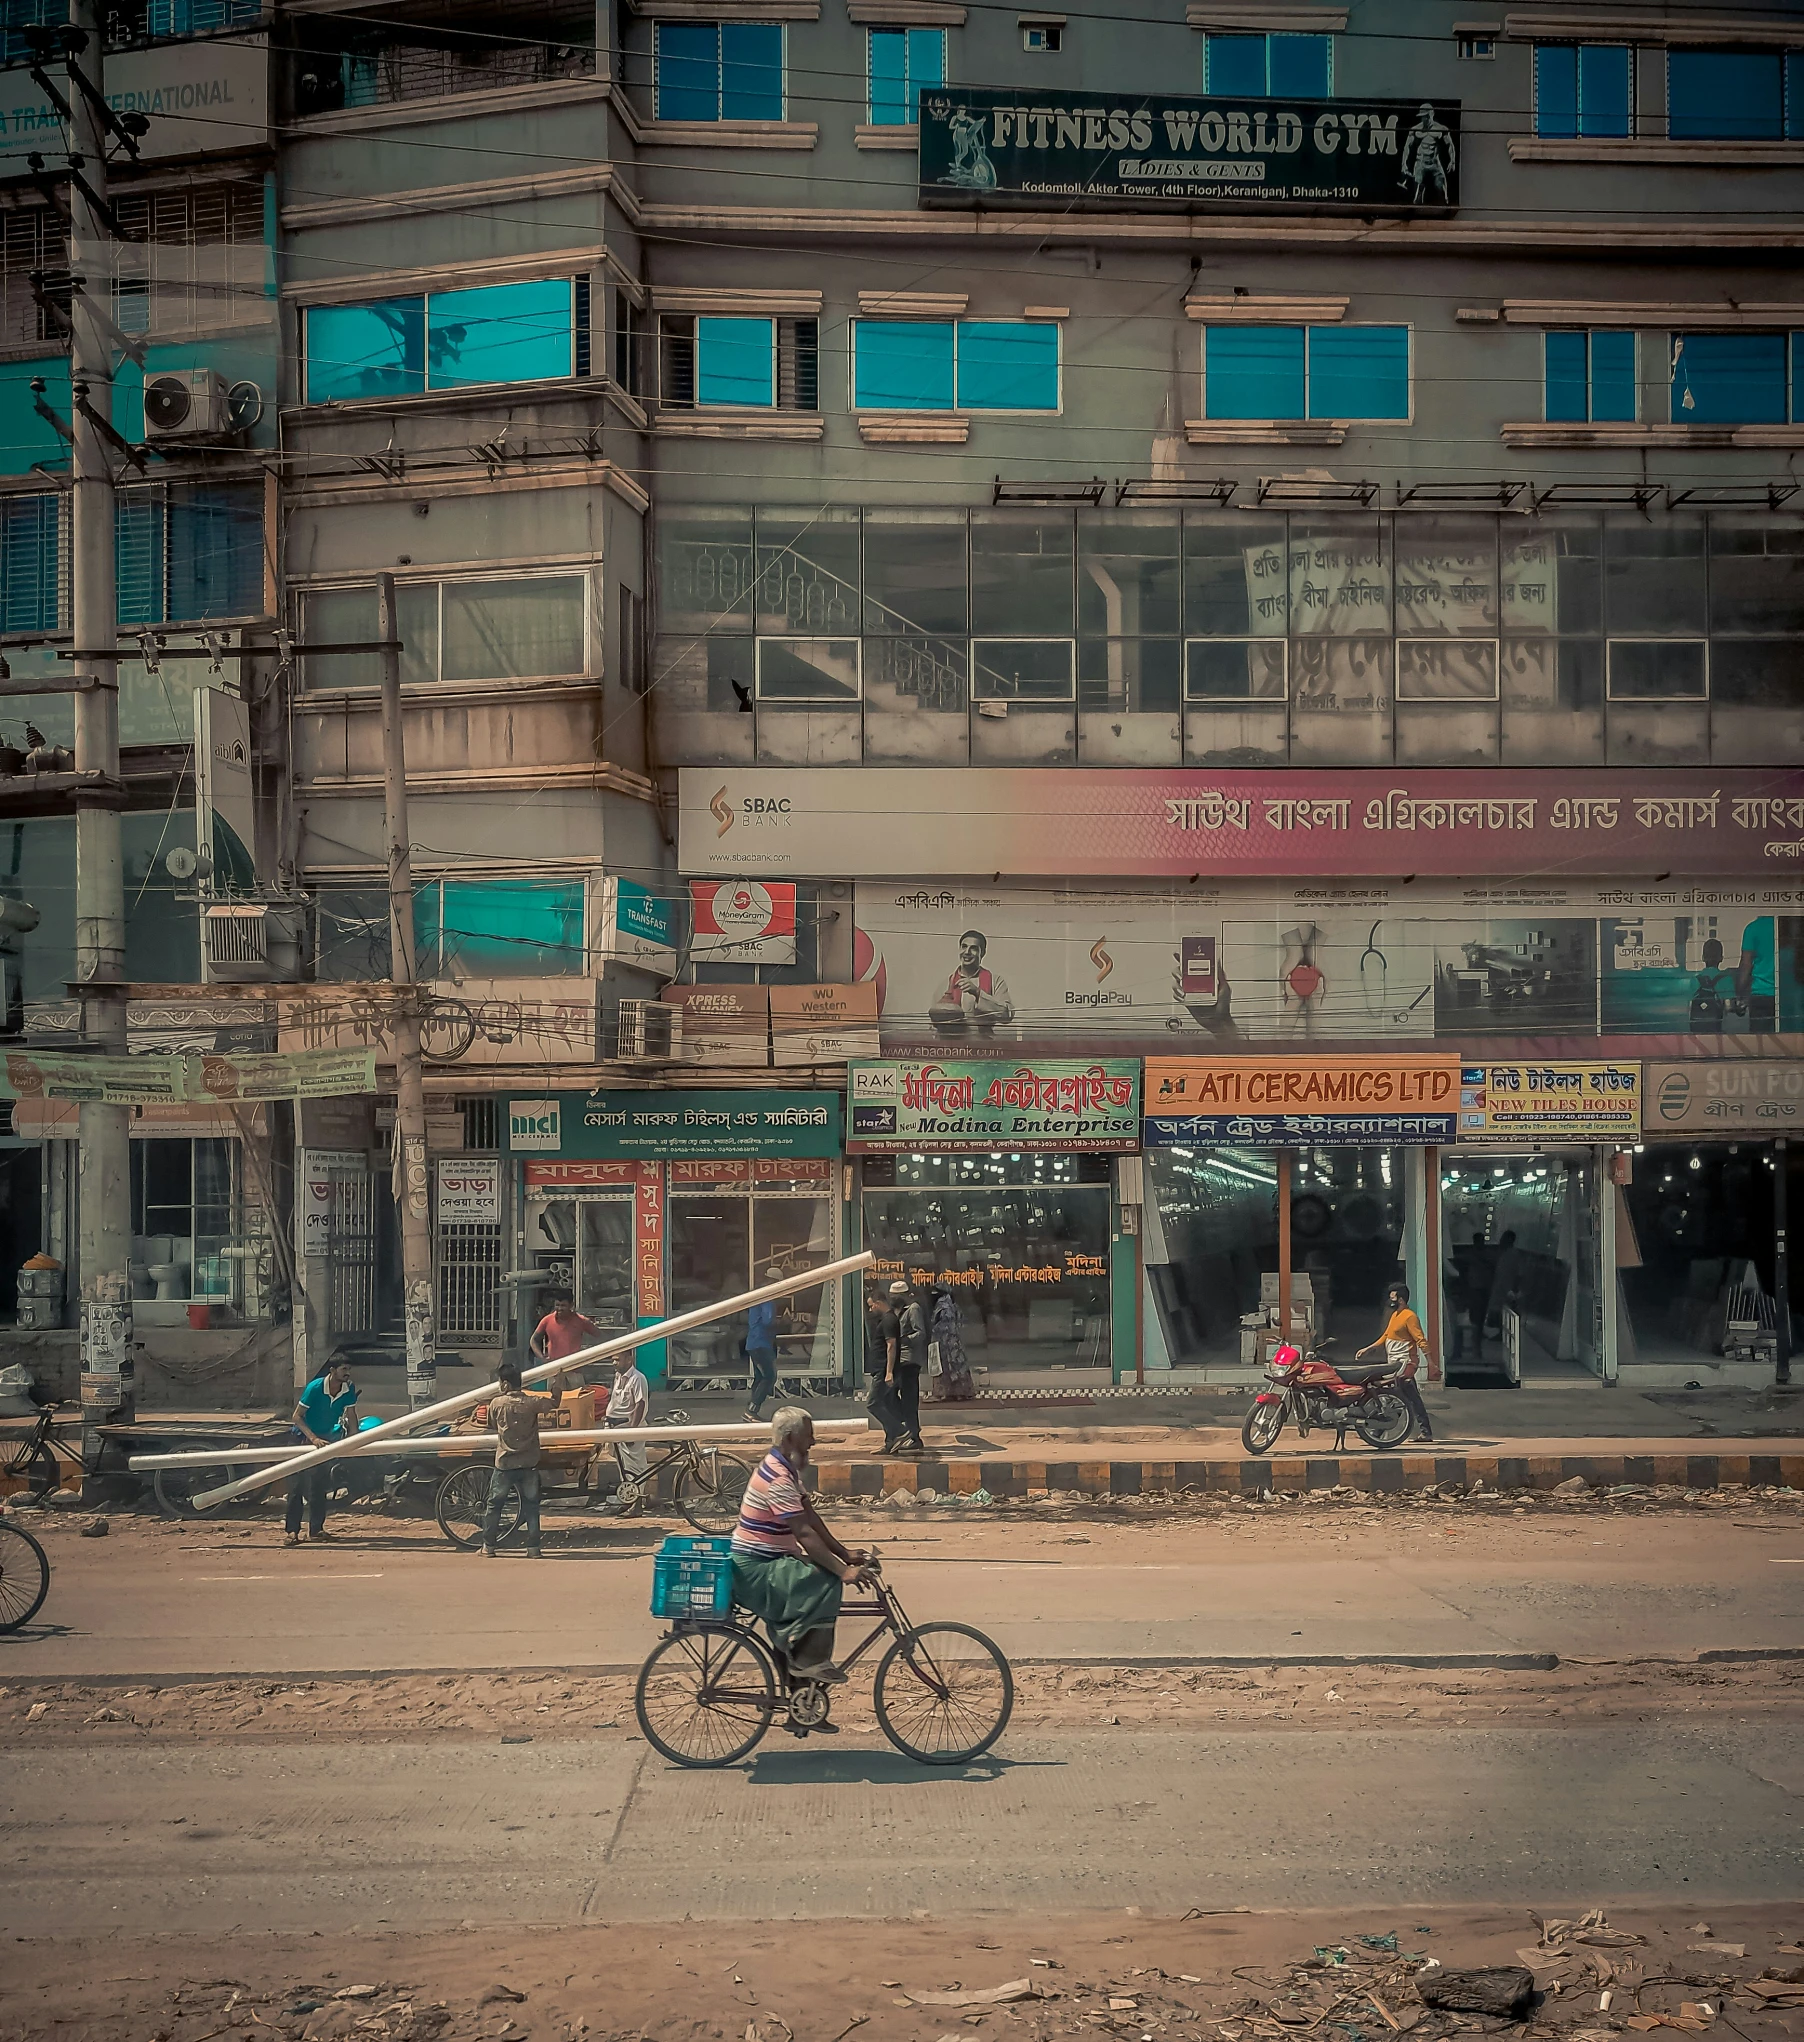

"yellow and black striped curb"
[802, 1448, 1804, 1499]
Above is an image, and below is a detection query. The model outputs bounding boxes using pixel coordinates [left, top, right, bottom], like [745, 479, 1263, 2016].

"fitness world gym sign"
[918, 87, 1460, 212]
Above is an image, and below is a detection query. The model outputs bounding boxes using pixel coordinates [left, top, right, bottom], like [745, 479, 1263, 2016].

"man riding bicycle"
[730, 1407, 874, 1683]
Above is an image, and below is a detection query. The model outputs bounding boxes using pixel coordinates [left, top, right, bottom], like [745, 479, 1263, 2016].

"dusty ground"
[2, 1905, 1800, 2042]
[3, 1651, 1802, 1743]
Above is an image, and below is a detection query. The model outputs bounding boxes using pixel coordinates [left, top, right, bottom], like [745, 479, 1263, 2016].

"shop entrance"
[520, 1188, 636, 1335]
[1618, 1141, 1779, 1376]
[1440, 1150, 1603, 1380]
[668, 1161, 839, 1385]
[1144, 1145, 1411, 1371]
[861, 1153, 1113, 1378]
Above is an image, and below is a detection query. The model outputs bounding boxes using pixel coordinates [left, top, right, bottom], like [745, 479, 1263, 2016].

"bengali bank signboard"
[1457, 1062, 1642, 1144]
[1144, 1055, 1460, 1146]
[1645, 1061, 1804, 1133]
[847, 1059, 1141, 1152]
[918, 87, 1460, 211]
[681, 769, 1804, 881]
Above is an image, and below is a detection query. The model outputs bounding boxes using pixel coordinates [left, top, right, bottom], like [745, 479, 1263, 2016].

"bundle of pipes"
[153, 1251, 877, 1509]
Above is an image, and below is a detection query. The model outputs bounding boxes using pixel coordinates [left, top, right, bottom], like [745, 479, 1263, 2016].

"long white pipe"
[188, 1249, 877, 1510]
[129, 1418, 869, 1473]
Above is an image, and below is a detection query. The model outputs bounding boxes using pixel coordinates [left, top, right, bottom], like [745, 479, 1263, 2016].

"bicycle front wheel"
[874, 1621, 1013, 1765]
[434, 1465, 520, 1550]
[635, 1623, 776, 1768]
[675, 1451, 753, 1535]
[0, 1520, 50, 1632]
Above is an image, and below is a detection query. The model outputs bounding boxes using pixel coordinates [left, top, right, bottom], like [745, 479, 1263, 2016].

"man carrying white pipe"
[285, 1358, 359, 1546]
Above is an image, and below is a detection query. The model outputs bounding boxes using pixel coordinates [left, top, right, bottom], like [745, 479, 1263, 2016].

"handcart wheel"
[873, 1621, 1013, 1765]
[635, 1622, 777, 1767]
[675, 1451, 753, 1536]
[0, 1520, 50, 1633]
[434, 1464, 522, 1550]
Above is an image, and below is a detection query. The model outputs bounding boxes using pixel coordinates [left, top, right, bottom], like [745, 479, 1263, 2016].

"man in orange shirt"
[1355, 1281, 1435, 1444]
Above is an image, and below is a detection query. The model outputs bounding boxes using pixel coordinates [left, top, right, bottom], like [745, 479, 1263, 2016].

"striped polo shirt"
[731, 1448, 805, 1559]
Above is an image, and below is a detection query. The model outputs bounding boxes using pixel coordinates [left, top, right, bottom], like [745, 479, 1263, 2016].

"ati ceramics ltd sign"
[1143, 1055, 1460, 1146]
[919, 87, 1460, 211]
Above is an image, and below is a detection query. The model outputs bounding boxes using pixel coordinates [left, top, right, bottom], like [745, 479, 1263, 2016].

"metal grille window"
[104, 0, 260, 49]
[291, 10, 595, 117]
[0, 204, 70, 352]
[110, 180, 265, 337]
[658, 315, 818, 409]
[116, 479, 266, 624]
[0, 493, 66, 634]
[437, 1203, 505, 1340]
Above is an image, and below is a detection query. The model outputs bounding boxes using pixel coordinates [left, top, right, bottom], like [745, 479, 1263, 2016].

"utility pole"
[68, 0, 134, 1474]
[377, 573, 436, 1408]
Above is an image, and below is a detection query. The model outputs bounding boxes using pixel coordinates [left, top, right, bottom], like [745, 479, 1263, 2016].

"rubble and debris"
[1415, 1967, 1536, 2019]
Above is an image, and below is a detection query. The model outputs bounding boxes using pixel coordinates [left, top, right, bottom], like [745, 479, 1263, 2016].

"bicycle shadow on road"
[744, 1749, 1052, 1787]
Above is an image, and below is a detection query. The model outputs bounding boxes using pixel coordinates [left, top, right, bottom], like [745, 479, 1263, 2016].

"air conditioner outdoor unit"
[616, 998, 681, 1063]
[202, 900, 304, 984]
[143, 367, 234, 441]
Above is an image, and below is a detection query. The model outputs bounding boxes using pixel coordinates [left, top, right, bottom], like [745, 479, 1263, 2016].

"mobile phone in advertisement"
[1180, 935, 1218, 1001]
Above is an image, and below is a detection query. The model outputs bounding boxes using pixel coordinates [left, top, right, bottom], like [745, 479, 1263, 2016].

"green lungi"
[731, 1554, 843, 1654]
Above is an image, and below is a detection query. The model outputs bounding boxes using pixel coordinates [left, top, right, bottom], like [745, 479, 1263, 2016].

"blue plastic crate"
[651, 1534, 734, 1618]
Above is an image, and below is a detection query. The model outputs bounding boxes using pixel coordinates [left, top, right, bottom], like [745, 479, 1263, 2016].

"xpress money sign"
[919, 88, 1459, 212]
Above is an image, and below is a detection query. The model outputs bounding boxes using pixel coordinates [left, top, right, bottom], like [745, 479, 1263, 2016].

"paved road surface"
[7, 1510, 1802, 1676]
[4, 1722, 1800, 1937]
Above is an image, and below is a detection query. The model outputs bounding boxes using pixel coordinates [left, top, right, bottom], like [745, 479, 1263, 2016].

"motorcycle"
[1241, 1339, 1415, 1455]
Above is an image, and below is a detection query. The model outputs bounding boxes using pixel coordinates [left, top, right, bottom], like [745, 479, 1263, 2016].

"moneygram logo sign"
[509, 1099, 561, 1151]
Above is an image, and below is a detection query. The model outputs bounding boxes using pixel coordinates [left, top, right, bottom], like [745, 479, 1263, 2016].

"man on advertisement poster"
[929, 930, 1015, 1039]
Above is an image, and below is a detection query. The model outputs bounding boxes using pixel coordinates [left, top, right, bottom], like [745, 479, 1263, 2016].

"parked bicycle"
[634, 1549, 1013, 1768]
[0, 1519, 50, 1633]
[0, 1404, 73, 1499]
[435, 1416, 752, 1550]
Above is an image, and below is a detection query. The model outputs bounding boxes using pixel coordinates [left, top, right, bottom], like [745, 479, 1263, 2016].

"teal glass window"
[0, 494, 59, 633]
[304, 298, 426, 402]
[117, 481, 262, 625]
[1545, 330, 1636, 422]
[1670, 333, 1791, 425]
[868, 26, 944, 123]
[655, 20, 783, 120]
[306, 280, 586, 400]
[1203, 326, 1408, 420]
[854, 321, 955, 408]
[1533, 43, 1631, 138]
[697, 316, 776, 405]
[956, 321, 1059, 410]
[1668, 46, 1796, 140]
[416, 880, 587, 977]
[1204, 31, 1330, 96]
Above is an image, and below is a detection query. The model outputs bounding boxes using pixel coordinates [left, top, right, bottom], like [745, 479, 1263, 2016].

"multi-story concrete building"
[3, 0, 1800, 1411]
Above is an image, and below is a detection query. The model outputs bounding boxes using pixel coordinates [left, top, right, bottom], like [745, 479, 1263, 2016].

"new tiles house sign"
[919, 88, 1460, 211]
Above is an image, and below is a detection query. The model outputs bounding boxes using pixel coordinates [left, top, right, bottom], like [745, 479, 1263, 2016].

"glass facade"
[861, 1153, 1114, 1377]
[1440, 1150, 1604, 1380]
[654, 508, 1804, 768]
[666, 1161, 838, 1379]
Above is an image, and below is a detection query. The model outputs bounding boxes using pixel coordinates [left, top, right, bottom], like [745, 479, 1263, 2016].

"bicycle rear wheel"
[435, 1465, 521, 1550]
[675, 1451, 753, 1536]
[0, 1436, 56, 1498]
[0, 1520, 50, 1632]
[874, 1622, 1013, 1765]
[635, 1623, 776, 1768]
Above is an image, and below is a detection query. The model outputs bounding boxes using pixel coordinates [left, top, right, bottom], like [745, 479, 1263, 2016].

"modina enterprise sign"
[919, 88, 1460, 211]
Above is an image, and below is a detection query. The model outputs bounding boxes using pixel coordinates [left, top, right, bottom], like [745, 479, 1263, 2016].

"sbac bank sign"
[919, 87, 1460, 212]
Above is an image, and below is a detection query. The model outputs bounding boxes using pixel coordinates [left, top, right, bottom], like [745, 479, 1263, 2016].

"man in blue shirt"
[744, 1270, 782, 1422]
[286, 1358, 359, 1544]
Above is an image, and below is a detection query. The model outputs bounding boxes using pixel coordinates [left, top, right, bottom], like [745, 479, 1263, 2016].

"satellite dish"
[165, 847, 198, 880]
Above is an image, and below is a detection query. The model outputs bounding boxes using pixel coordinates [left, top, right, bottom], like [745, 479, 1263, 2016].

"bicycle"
[434, 1422, 753, 1550]
[0, 1405, 72, 1499]
[0, 1518, 50, 1633]
[634, 1550, 1013, 1769]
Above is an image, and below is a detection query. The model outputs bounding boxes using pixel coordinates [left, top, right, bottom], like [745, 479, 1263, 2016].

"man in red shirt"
[529, 1289, 600, 1382]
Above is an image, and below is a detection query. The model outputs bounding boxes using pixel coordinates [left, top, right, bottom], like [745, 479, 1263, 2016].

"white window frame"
[970, 636, 1077, 700]
[297, 567, 595, 689]
[1200, 323, 1413, 424]
[1605, 637, 1710, 702]
[1394, 637, 1502, 703]
[1182, 637, 1290, 703]
[754, 635, 863, 703]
